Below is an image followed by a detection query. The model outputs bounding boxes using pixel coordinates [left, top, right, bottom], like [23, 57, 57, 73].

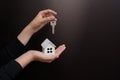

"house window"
[47, 48, 53, 53]
[47, 48, 49, 50]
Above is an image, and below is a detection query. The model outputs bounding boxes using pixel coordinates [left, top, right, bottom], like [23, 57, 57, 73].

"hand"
[17, 9, 57, 45]
[27, 9, 57, 33]
[32, 44, 66, 63]
[15, 44, 66, 68]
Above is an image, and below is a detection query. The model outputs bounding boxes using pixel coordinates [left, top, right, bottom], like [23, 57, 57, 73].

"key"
[50, 21, 56, 34]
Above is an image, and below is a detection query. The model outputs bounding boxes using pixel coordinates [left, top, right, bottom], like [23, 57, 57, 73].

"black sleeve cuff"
[0, 60, 22, 80]
[6, 38, 26, 58]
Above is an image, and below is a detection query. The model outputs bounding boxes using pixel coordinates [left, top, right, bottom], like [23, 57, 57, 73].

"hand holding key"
[26, 9, 57, 34]
[50, 21, 57, 34]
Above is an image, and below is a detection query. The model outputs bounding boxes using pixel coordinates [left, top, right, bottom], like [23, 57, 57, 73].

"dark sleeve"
[0, 60, 22, 80]
[0, 38, 25, 66]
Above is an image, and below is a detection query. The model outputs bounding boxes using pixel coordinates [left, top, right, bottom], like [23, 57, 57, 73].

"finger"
[41, 16, 57, 24]
[55, 44, 66, 57]
[40, 9, 57, 16]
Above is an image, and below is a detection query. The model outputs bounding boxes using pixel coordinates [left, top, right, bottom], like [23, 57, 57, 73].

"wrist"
[15, 51, 35, 68]
[27, 22, 43, 34]
[28, 50, 36, 61]
[17, 25, 35, 46]
[26, 50, 41, 62]
[29, 50, 38, 61]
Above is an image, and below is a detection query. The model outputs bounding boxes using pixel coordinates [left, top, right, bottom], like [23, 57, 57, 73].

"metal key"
[50, 21, 56, 34]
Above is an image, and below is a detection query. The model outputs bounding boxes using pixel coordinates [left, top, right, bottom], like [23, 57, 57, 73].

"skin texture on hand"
[17, 9, 57, 45]
[15, 44, 66, 68]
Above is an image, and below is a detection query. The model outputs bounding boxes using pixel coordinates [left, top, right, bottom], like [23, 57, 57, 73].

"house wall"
[0, 0, 120, 80]
[44, 45, 55, 54]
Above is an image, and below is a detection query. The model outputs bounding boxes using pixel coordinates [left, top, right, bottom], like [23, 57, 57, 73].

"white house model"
[41, 38, 56, 55]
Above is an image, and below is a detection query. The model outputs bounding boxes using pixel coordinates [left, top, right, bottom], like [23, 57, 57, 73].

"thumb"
[55, 44, 66, 57]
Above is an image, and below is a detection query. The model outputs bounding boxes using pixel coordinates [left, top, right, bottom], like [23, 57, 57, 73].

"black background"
[0, 0, 120, 80]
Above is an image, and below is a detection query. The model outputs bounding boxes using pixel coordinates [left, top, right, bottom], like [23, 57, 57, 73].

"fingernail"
[62, 44, 66, 47]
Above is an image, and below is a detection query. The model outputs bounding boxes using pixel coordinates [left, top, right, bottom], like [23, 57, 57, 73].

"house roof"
[41, 38, 56, 48]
